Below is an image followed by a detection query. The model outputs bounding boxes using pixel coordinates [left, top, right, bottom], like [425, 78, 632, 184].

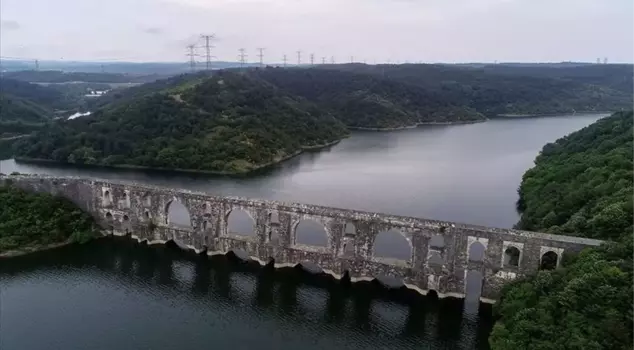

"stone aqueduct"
[3, 175, 603, 302]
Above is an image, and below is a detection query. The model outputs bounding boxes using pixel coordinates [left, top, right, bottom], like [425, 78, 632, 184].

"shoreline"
[12, 138, 344, 177]
[494, 111, 613, 118]
[0, 240, 74, 259]
[348, 118, 487, 131]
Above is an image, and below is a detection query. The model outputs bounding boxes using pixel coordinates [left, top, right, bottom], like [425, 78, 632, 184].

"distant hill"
[2, 70, 165, 84]
[0, 78, 70, 113]
[0, 60, 260, 75]
[476, 64, 634, 94]
[12, 71, 348, 174]
[324, 63, 633, 116]
[0, 78, 76, 138]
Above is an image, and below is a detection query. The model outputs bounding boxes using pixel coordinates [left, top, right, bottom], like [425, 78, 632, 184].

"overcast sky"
[1, 0, 632, 63]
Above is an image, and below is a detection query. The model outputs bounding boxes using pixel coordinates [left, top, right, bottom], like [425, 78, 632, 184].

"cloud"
[1, 20, 21, 31]
[0, 0, 631, 63]
[143, 27, 164, 35]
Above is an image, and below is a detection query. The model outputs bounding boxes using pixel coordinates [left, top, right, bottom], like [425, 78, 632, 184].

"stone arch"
[540, 251, 558, 270]
[103, 189, 112, 206]
[105, 212, 113, 221]
[268, 229, 280, 244]
[202, 220, 209, 231]
[165, 199, 192, 228]
[294, 219, 328, 247]
[342, 236, 355, 256]
[372, 228, 412, 261]
[504, 246, 521, 267]
[428, 251, 444, 266]
[468, 241, 486, 262]
[143, 193, 152, 207]
[344, 222, 355, 235]
[269, 211, 280, 224]
[430, 235, 445, 249]
[227, 209, 256, 237]
[121, 191, 130, 208]
[122, 215, 131, 234]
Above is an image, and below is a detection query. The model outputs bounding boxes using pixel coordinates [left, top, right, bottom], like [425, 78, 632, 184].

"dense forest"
[12, 71, 348, 174]
[326, 64, 633, 116]
[490, 111, 633, 349]
[0, 78, 65, 138]
[0, 184, 97, 253]
[253, 68, 485, 128]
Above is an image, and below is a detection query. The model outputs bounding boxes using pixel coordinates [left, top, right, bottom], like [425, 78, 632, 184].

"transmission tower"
[200, 34, 215, 70]
[321, 57, 326, 64]
[282, 54, 288, 67]
[330, 56, 335, 64]
[186, 44, 198, 72]
[350, 56, 354, 64]
[603, 57, 608, 64]
[238, 48, 248, 69]
[310, 53, 315, 65]
[596, 57, 601, 64]
[296, 51, 302, 65]
[34, 59, 39, 70]
[257, 48, 265, 67]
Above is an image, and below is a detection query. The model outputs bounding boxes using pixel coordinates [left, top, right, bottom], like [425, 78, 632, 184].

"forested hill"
[0, 78, 70, 119]
[515, 111, 632, 239]
[252, 68, 485, 129]
[0, 78, 72, 139]
[490, 110, 633, 350]
[12, 71, 348, 174]
[324, 64, 633, 116]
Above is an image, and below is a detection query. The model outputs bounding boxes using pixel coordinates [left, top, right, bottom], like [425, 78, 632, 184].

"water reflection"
[0, 238, 494, 350]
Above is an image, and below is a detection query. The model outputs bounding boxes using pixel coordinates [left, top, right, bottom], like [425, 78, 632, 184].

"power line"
[257, 47, 265, 67]
[200, 34, 215, 70]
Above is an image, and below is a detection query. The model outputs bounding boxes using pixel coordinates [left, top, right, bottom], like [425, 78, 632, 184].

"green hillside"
[490, 111, 633, 350]
[12, 71, 348, 174]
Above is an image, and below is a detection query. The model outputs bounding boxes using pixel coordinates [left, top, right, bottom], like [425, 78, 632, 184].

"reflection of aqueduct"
[3, 175, 603, 302]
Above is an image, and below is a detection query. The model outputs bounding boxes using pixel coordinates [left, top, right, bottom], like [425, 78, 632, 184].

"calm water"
[0, 114, 606, 350]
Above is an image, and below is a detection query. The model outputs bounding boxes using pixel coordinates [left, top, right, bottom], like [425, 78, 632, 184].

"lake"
[0, 113, 606, 350]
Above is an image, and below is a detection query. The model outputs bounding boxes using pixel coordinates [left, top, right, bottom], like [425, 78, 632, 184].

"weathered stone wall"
[1, 175, 604, 302]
